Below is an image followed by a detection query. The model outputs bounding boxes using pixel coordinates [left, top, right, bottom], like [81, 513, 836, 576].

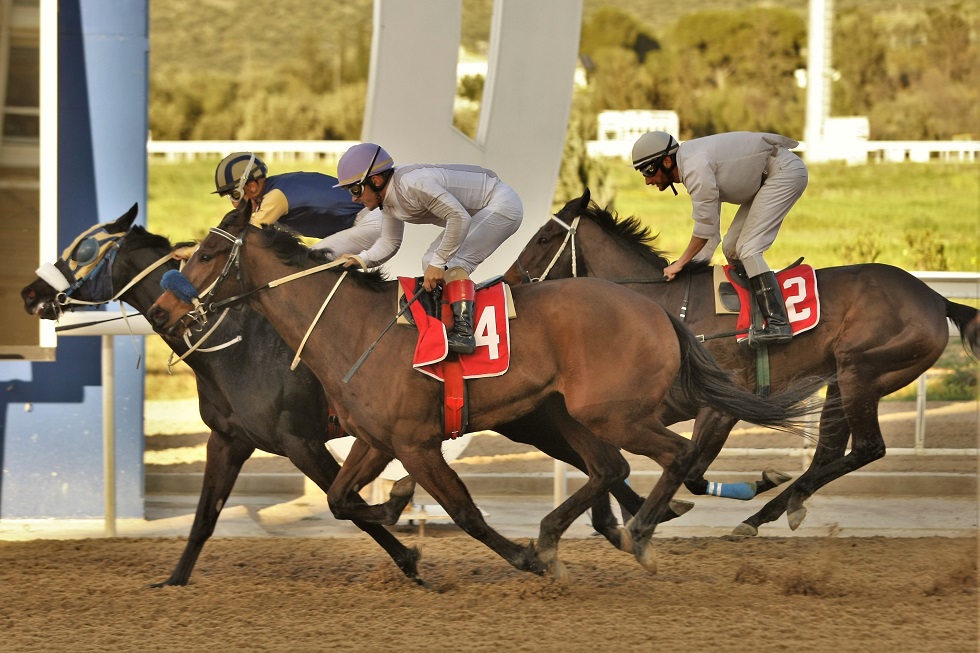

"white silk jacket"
[676, 132, 800, 241]
[357, 164, 520, 270]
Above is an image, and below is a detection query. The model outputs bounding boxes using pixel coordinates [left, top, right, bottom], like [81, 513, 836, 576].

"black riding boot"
[749, 271, 793, 345]
[445, 278, 477, 354]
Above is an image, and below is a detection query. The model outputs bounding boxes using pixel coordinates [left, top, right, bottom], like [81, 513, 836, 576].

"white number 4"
[474, 305, 500, 359]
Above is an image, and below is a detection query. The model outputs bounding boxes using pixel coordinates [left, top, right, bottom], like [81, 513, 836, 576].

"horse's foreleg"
[684, 408, 782, 501]
[604, 417, 699, 573]
[327, 439, 415, 525]
[399, 444, 548, 576]
[280, 437, 423, 585]
[150, 431, 253, 588]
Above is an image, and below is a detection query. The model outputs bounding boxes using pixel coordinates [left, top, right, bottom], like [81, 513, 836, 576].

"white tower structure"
[804, 0, 833, 162]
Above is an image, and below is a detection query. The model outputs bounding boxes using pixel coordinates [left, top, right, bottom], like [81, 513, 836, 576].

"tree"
[833, 8, 892, 118]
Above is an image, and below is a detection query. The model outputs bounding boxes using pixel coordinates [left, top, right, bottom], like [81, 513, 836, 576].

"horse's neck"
[244, 254, 390, 360]
[113, 249, 176, 314]
[580, 218, 665, 280]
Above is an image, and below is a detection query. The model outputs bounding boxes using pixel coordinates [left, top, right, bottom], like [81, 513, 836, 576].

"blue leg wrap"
[705, 481, 756, 501]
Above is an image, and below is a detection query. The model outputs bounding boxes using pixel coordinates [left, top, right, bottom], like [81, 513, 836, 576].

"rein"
[529, 213, 745, 341]
[187, 226, 350, 370]
[53, 246, 196, 369]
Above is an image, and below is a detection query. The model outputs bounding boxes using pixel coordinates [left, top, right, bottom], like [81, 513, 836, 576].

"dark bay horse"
[20, 204, 424, 586]
[503, 189, 979, 535]
[148, 204, 821, 579]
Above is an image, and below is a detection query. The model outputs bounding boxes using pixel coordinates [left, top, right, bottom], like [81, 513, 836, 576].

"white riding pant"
[722, 148, 808, 277]
[421, 183, 523, 274]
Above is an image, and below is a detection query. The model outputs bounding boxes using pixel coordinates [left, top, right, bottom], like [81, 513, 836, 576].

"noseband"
[530, 215, 581, 282]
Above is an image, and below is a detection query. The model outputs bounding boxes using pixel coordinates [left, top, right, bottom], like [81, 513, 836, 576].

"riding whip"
[343, 290, 424, 384]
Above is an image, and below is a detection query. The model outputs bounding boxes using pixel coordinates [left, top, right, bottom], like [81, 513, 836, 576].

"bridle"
[172, 223, 350, 370]
[517, 212, 695, 321]
[518, 215, 582, 283]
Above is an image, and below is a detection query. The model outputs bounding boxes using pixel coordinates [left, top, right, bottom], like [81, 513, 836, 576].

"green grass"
[145, 158, 979, 402]
[603, 161, 980, 271]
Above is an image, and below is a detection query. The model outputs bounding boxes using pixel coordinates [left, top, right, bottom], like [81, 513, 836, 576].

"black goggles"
[636, 156, 666, 177]
[345, 182, 366, 198]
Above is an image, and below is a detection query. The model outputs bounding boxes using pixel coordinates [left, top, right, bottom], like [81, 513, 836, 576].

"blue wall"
[0, 0, 148, 518]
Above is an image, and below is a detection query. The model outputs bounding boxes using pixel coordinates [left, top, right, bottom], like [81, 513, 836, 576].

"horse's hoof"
[390, 475, 416, 498]
[731, 522, 759, 537]
[787, 507, 807, 531]
[634, 540, 658, 574]
[550, 558, 569, 583]
[617, 526, 634, 553]
[763, 469, 792, 487]
[668, 499, 695, 516]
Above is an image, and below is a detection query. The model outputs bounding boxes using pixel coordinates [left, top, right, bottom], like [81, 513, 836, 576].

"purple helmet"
[334, 143, 394, 188]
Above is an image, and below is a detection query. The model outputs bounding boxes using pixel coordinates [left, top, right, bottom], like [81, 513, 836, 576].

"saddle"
[713, 258, 820, 343]
[710, 258, 820, 396]
[397, 276, 516, 440]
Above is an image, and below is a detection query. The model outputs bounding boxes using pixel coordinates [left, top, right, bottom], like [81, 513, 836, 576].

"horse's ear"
[579, 188, 591, 210]
[110, 202, 140, 232]
[237, 198, 253, 224]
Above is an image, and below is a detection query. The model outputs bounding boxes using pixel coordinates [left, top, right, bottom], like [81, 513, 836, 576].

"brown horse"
[504, 189, 979, 535]
[20, 204, 424, 586]
[148, 204, 821, 579]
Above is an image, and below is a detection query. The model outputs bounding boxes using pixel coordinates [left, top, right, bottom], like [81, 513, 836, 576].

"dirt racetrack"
[1, 399, 976, 652]
[0, 534, 977, 652]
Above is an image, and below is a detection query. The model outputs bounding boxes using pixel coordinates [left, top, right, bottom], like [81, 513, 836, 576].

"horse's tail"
[945, 300, 979, 359]
[664, 312, 826, 439]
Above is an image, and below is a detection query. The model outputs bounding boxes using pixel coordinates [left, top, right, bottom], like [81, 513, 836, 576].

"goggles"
[344, 181, 366, 199]
[635, 158, 664, 177]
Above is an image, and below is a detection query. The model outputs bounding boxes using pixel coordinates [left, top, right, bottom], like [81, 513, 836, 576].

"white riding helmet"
[631, 131, 679, 175]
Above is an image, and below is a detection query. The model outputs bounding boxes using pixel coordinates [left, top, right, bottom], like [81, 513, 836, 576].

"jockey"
[333, 142, 524, 355]
[632, 130, 808, 345]
[213, 152, 382, 257]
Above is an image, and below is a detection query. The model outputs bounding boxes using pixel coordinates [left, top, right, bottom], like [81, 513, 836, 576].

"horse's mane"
[258, 224, 389, 291]
[579, 200, 710, 274]
[126, 224, 176, 252]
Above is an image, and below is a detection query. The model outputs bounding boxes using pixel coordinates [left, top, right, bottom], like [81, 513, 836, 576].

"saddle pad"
[713, 266, 740, 314]
[722, 265, 821, 343]
[398, 277, 512, 382]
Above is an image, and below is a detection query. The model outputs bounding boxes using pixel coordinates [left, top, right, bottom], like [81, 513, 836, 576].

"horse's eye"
[537, 236, 549, 246]
[199, 253, 212, 262]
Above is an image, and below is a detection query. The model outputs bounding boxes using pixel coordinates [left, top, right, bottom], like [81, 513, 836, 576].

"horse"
[503, 189, 979, 536]
[19, 204, 681, 583]
[20, 204, 425, 586]
[147, 203, 823, 579]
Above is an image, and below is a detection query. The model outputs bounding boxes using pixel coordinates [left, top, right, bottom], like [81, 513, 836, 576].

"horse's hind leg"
[393, 443, 548, 576]
[533, 411, 631, 580]
[151, 431, 253, 588]
[495, 414, 643, 548]
[733, 382, 851, 536]
[280, 437, 423, 585]
[577, 409, 698, 573]
[325, 438, 418, 525]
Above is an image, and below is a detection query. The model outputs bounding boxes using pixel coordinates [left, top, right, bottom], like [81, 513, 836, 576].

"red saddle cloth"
[723, 264, 821, 343]
[398, 277, 511, 382]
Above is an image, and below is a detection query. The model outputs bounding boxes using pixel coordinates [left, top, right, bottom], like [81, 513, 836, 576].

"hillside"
[150, 0, 972, 75]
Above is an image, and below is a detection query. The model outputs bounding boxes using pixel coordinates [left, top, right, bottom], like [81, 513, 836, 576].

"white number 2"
[474, 305, 501, 359]
[782, 277, 810, 322]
